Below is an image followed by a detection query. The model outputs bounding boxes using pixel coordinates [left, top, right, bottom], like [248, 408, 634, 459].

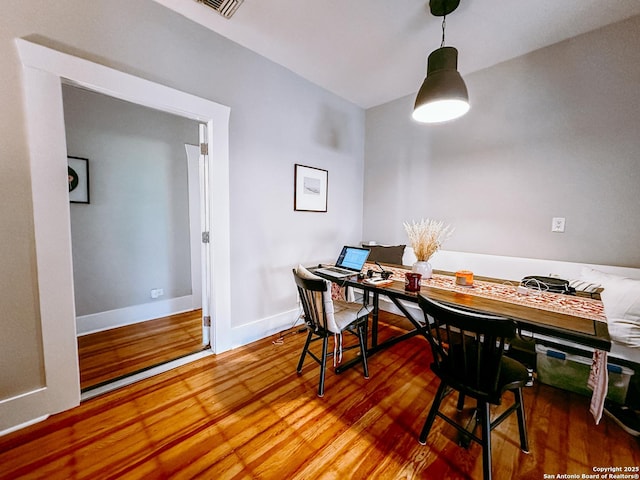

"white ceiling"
[153, 0, 640, 109]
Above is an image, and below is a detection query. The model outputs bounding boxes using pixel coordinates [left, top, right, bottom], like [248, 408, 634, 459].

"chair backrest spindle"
[418, 294, 518, 403]
[293, 268, 339, 334]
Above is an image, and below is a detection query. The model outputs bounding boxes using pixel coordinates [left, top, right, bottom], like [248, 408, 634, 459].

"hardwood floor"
[2, 313, 638, 479]
[78, 309, 205, 390]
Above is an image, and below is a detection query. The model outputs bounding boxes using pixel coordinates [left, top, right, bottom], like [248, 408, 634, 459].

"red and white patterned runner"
[365, 263, 606, 322]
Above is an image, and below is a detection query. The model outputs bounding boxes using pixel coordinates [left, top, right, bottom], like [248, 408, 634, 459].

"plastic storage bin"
[535, 344, 634, 404]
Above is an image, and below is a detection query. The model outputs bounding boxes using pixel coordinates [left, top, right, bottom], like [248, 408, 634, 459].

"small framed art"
[294, 164, 328, 212]
[68, 156, 90, 204]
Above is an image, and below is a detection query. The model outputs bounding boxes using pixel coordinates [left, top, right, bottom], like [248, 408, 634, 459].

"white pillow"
[580, 267, 640, 348]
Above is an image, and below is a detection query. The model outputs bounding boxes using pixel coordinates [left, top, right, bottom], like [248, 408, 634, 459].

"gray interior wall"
[1, 0, 364, 400]
[363, 15, 640, 268]
[63, 85, 196, 316]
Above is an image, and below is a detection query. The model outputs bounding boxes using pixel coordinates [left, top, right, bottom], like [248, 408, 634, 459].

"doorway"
[56, 78, 231, 353]
[63, 85, 210, 391]
[8, 39, 232, 429]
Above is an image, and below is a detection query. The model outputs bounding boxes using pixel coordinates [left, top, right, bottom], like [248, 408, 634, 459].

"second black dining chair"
[416, 294, 531, 480]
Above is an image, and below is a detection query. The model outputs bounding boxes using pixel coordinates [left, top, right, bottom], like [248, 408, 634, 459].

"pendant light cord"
[440, 14, 447, 48]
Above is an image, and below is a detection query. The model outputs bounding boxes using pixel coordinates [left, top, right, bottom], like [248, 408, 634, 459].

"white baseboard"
[76, 295, 197, 335]
[0, 413, 49, 438]
[228, 308, 303, 351]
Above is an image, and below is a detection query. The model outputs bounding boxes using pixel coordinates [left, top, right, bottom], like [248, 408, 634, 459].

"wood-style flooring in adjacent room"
[2, 312, 638, 479]
[77, 309, 205, 390]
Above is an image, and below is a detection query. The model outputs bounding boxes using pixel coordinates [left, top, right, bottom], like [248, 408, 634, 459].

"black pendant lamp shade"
[412, 46, 469, 123]
[412, 0, 469, 123]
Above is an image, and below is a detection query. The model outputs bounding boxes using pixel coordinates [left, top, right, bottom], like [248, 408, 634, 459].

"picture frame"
[68, 156, 90, 204]
[294, 164, 328, 212]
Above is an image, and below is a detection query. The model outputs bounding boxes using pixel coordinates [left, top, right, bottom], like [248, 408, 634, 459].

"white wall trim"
[0, 414, 49, 438]
[229, 309, 302, 351]
[8, 38, 231, 435]
[76, 295, 197, 336]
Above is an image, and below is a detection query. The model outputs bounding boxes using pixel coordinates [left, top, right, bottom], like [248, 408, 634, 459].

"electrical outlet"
[551, 217, 566, 233]
[151, 288, 164, 299]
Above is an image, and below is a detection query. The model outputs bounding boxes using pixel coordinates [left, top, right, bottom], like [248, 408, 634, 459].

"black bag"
[520, 276, 575, 295]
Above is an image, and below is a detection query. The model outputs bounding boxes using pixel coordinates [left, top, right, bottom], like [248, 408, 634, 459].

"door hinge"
[203, 315, 211, 327]
[200, 143, 208, 155]
[202, 231, 210, 244]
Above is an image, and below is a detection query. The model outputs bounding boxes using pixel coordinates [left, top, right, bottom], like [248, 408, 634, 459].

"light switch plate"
[551, 217, 566, 233]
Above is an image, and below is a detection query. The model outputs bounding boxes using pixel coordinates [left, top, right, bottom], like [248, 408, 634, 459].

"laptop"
[315, 246, 371, 279]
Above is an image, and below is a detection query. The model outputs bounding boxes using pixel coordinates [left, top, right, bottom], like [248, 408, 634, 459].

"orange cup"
[455, 270, 474, 286]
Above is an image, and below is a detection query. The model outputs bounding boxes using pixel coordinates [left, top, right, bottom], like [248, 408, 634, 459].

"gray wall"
[63, 85, 196, 316]
[364, 15, 640, 268]
[1, 1, 364, 400]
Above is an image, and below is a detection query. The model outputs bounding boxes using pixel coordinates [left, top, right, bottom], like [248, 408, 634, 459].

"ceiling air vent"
[197, 0, 244, 19]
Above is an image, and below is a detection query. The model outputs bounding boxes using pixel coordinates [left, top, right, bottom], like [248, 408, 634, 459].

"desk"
[314, 264, 611, 370]
[315, 263, 612, 423]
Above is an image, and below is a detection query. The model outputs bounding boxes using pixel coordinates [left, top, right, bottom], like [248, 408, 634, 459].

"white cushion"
[295, 264, 371, 334]
[296, 264, 322, 280]
[580, 268, 640, 348]
[332, 300, 374, 331]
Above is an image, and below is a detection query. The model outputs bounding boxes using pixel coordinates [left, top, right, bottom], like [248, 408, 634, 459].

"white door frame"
[5, 39, 231, 434]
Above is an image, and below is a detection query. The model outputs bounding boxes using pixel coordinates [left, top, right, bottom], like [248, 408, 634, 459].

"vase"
[412, 261, 432, 279]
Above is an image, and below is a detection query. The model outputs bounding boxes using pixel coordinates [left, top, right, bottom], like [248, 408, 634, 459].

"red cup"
[405, 272, 422, 292]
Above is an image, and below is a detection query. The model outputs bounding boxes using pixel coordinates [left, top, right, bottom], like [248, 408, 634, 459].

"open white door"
[185, 132, 211, 346]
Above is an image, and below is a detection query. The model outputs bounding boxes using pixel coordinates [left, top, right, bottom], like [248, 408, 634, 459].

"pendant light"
[412, 0, 469, 123]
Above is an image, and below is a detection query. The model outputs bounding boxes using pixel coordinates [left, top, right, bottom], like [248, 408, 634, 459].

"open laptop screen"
[336, 246, 370, 271]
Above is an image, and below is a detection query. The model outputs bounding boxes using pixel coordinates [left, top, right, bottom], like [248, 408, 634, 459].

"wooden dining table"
[314, 263, 611, 372]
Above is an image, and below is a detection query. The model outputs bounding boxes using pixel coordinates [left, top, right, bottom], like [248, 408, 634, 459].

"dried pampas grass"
[403, 219, 454, 262]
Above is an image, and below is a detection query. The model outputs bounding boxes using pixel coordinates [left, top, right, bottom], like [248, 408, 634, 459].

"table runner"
[363, 263, 609, 423]
[365, 263, 606, 322]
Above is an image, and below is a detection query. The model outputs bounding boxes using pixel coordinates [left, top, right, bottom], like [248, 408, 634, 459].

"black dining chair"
[293, 265, 373, 397]
[416, 294, 530, 480]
